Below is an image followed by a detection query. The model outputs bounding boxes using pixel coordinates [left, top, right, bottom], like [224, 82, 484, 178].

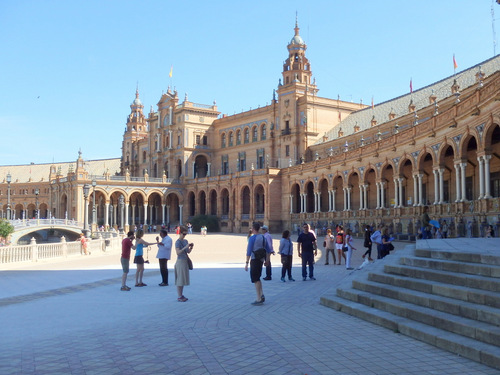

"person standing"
[134, 229, 156, 287]
[278, 230, 294, 282]
[335, 225, 346, 265]
[323, 228, 336, 265]
[441, 220, 449, 239]
[371, 223, 385, 259]
[297, 223, 317, 281]
[262, 225, 275, 280]
[362, 225, 373, 261]
[156, 229, 172, 286]
[344, 228, 357, 270]
[421, 206, 431, 239]
[245, 222, 270, 305]
[120, 231, 136, 291]
[80, 233, 90, 255]
[175, 226, 194, 302]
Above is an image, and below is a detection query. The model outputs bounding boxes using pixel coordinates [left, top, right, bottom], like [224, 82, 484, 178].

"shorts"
[335, 243, 344, 251]
[134, 255, 144, 264]
[250, 259, 264, 283]
[121, 257, 130, 273]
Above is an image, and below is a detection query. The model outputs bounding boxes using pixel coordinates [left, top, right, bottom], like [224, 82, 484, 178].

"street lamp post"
[119, 195, 125, 234]
[92, 179, 97, 232]
[83, 184, 90, 237]
[35, 188, 39, 223]
[6, 173, 11, 221]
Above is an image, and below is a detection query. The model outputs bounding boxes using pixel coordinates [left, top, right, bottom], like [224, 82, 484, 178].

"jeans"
[159, 258, 169, 284]
[301, 251, 314, 278]
[281, 254, 293, 279]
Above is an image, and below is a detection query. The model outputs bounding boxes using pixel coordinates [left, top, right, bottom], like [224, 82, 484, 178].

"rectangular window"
[285, 145, 290, 157]
[202, 136, 207, 145]
[195, 135, 201, 145]
[491, 172, 500, 198]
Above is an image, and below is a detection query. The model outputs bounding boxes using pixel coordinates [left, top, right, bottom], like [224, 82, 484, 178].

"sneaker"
[289, 277, 295, 282]
[309, 276, 316, 280]
[280, 277, 286, 282]
[368, 257, 374, 261]
[251, 300, 264, 305]
[362, 254, 366, 259]
[303, 277, 307, 281]
[159, 283, 168, 286]
[263, 276, 272, 281]
[120, 286, 131, 291]
[261, 295, 265, 302]
[135, 284, 142, 287]
[325, 262, 329, 265]
[346, 267, 354, 270]
[177, 296, 188, 302]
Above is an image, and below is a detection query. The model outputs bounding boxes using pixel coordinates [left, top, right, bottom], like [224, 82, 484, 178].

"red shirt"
[121, 237, 133, 259]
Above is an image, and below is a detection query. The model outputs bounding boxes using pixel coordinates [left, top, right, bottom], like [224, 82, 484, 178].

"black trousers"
[159, 258, 168, 284]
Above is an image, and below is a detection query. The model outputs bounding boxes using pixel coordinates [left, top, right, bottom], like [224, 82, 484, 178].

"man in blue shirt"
[297, 223, 317, 281]
[245, 222, 271, 305]
[262, 225, 275, 280]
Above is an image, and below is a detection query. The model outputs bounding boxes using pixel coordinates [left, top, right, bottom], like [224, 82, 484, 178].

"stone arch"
[380, 162, 395, 208]
[305, 181, 314, 213]
[254, 184, 265, 215]
[241, 185, 251, 215]
[319, 177, 329, 212]
[244, 127, 250, 144]
[260, 123, 267, 140]
[199, 190, 207, 215]
[221, 132, 226, 148]
[252, 125, 258, 142]
[209, 189, 218, 216]
[187, 191, 196, 216]
[220, 188, 230, 216]
[438, 142, 456, 203]
[165, 192, 180, 225]
[486, 124, 500, 197]
[194, 154, 209, 178]
[347, 171, 360, 210]
[364, 167, 377, 209]
[332, 174, 344, 211]
[147, 191, 163, 225]
[417, 150, 435, 205]
[399, 157, 414, 207]
[462, 135, 480, 200]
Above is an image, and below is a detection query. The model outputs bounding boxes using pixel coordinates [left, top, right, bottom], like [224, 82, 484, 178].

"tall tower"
[277, 19, 318, 164]
[121, 89, 148, 175]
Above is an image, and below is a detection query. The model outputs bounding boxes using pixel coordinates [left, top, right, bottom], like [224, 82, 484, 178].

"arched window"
[229, 131, 234, 147]
[244, 128, 249, 144]
[221, 133, 226, 148]
[261, 124, 266, 140]
[236, 130, 241, 145]
[143, 151, 147, 162]
[252, 126, 258, 142]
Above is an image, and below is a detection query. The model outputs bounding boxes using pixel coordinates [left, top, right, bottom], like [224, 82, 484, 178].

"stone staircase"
[320, 239, 500, 370]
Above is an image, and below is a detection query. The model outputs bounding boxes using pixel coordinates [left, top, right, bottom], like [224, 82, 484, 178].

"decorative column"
[438, 168, 444, 204]
[343, 188, 347, 211]
[125, 202, 129, 229]
[113, 204, 117, 227]
[192, 162, 196, 178]
[332, 189, 336, 212]
[381, 182, 386, 208]
[454, 163, 461, 202]
[393, 178, 399, 208]
[417, 174, 423, 206]
[363, 184, 368, 209]
[484, 155, 492, 198]
[179, 204, 183, 225]
[162, 204, 166, 224]
[143, 203, 148, 225]
[347, 187, 352, 211]
[105, 203, 109, 229]
[207, 162, 211, 177]
[376, 182, 381, 209]
[398, 178, 404, 207]
[149, 205, 153, 225]
[478, 156, 484, 199]
[460, 162, 467, 201]
[358, 185, 364, 210]
[289, 195, 293, 214]
[413, 175, 418, 206]
[433, 170, 439, 204]
[166, 205, 170, 225]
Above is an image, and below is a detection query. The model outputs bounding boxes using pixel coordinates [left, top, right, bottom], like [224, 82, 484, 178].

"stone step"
[368, 271, 500, 309]
[320, 293, 500, 370]
[414, 241, 500, 266]
[401, 255, 500, 278]
[335, 285, 500, 347]
[384, 263, 500, 293]
[351, 278, 500, 327]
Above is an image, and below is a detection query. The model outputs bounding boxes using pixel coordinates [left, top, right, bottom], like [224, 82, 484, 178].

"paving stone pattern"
[0, 234, 498, 374]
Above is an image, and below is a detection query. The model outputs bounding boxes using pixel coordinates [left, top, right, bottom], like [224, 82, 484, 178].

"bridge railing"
[0, 234, 123, 264]
[10, 218, 83, 230]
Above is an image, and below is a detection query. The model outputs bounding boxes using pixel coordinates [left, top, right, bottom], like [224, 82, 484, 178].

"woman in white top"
[344, 228, 357, 270]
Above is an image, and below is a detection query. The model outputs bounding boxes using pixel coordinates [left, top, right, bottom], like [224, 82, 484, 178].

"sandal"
[135, 284, 142, 287]
[177, 296, 188, 302]
[140, 283, 147, 286]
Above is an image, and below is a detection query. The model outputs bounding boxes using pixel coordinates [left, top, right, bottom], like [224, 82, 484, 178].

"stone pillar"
[376, 182, 381, 209]
[484, 155, 492, 198]
[105, 203, 109, 229]
[125, 203, 129, 228]
[179, 204, 183, 225]
[417, 174, 423, 206]
[289, 195, 293, 214]
[363, 184, 368, 209]
[347, 187, 352, 211]
[343, 188, 347, 211]
[332, 189, 336, 212]
[438, 168, 444, 204]
[398, 178, 404, 207]
[413, 175, 418, 206]
[433, 169, 439, 205]
[393, 178, 399, 208]
[460, 163, 467, 201]
[478, 156, 484, 199]
[207, 162, 211, 177]
[454, 163, 461, 202]
[381, 182, 386, 208]
[161, 204, 165, 225]
[143, 203, 148, 225]
[166, 205, 170, 226]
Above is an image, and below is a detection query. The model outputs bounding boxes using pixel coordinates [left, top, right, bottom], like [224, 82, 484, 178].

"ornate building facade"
[2, 22, 500, 238]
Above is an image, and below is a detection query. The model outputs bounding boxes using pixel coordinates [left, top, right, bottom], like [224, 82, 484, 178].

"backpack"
[336, 233, 344, 244]
[252, 235, 267, 262]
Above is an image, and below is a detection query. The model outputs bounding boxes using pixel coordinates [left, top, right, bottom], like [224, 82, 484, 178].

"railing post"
[61, 236, 68, 258]
[30, 237, 38, 262]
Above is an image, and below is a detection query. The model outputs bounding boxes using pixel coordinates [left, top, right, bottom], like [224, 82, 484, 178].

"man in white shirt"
[156, 229, 172, 286]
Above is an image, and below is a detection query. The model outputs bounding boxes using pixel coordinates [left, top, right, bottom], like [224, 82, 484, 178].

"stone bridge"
[9, 219, 84, 245]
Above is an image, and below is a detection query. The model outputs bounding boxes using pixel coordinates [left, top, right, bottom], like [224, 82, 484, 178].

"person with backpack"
[370, 223, 385, 259]
[335, 225, 346, 265]
[245, 222, 271, 305]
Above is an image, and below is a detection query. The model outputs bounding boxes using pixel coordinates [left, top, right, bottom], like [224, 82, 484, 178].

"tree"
[0, 219, 14, 241]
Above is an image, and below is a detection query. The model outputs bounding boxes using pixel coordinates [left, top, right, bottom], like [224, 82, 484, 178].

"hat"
[262, 225, 269, 231]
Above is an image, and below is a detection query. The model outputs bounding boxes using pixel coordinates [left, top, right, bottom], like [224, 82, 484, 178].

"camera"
[144, 260, 150, 264]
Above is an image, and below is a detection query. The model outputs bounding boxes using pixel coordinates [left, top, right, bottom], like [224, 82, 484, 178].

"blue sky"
[0, 0, 497, 166]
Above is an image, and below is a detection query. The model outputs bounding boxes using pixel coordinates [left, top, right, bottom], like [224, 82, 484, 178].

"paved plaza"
[0, 233, 498, 375]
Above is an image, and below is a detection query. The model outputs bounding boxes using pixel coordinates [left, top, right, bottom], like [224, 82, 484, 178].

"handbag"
[342, 246, 349, 252]
[186, 253, 193, 270]
[323, 240, 327, 248]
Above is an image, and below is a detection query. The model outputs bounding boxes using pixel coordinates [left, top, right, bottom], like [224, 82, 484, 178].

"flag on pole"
[169, 65, 173, 78]
[410, 78, 413, 93]
[453, 54, 458, 70]
[371, 96, 374, 109]
[338, 111, 341, 122]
